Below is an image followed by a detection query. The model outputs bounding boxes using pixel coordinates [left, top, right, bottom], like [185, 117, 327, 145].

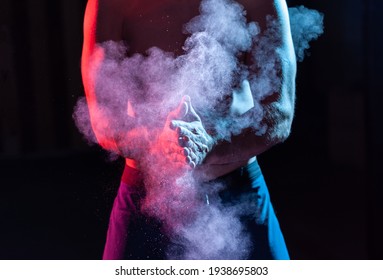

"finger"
[181, 139, 203, 165]
[171, 120, 201, 133]
[182, 95, 191, 103]
[163, 144, 189, 164]
[177, 136, 188, 147]
[170, 119, 190, 130]
[187, 140, 200, 154]
[187, 159, 196, 169]
[189, 128, 210, 147]
[169, 152, 187, 164]
[167, 103, 187, 122]
[197, 130, 209, 144]
[168, 96, 191, 121]
[174, 102, 188, 119]
[183, 96, 201, 122]
[171, 121, 211, 148]
[183, 147, 190, 156]
[185, 155, 196, 168]
[171, 121, 207, 142]
[178, 131, 207, 152]
[186, 149, 200, 166]
[199, 143, 210, 153]
[176, 127, 194, 146]
[179, 136, 201, 155]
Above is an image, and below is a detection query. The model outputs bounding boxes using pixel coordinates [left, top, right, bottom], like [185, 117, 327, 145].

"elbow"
[267, 111, 293, 146]
[86, 104, 119, 153]
[265, 79, 296, 145]
[92, 121, 117, 152]
[277, 114, 293, 143]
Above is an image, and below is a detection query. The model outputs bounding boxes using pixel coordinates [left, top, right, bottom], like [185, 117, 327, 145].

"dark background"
[0, 0, 382, 259]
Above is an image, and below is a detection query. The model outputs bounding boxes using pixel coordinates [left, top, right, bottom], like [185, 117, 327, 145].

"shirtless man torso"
[81, 0, 296, 259]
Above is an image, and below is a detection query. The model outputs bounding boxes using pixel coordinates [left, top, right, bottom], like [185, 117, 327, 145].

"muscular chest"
[123, 0, 201, 55]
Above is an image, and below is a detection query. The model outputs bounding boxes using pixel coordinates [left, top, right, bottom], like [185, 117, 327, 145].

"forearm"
[204, 128, 270, 165]
[204, 65, 295, 166]
[194, 108, 292, 181]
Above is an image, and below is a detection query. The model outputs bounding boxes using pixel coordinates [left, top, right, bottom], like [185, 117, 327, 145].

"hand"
[170, 96, 214, 168]
[152, 96, 191, 170]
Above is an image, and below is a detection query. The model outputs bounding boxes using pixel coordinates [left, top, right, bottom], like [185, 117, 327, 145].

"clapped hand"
[170, 96, 214, 168]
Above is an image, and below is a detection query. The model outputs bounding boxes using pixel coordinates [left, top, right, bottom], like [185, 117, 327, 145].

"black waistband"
[121, 159, 261, 186]
[213, 159, 261, 182]
[121, 165, 143, 186]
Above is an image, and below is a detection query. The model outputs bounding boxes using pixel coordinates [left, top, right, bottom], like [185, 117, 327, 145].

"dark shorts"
[103, 160, 289, 260]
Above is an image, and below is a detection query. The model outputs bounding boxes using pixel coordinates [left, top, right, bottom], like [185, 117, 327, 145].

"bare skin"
[82, 0, 296, 181]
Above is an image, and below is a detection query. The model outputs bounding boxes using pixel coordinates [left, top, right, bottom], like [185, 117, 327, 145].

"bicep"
[82, 0, 126, 96]
[82, 0, 125, 72]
